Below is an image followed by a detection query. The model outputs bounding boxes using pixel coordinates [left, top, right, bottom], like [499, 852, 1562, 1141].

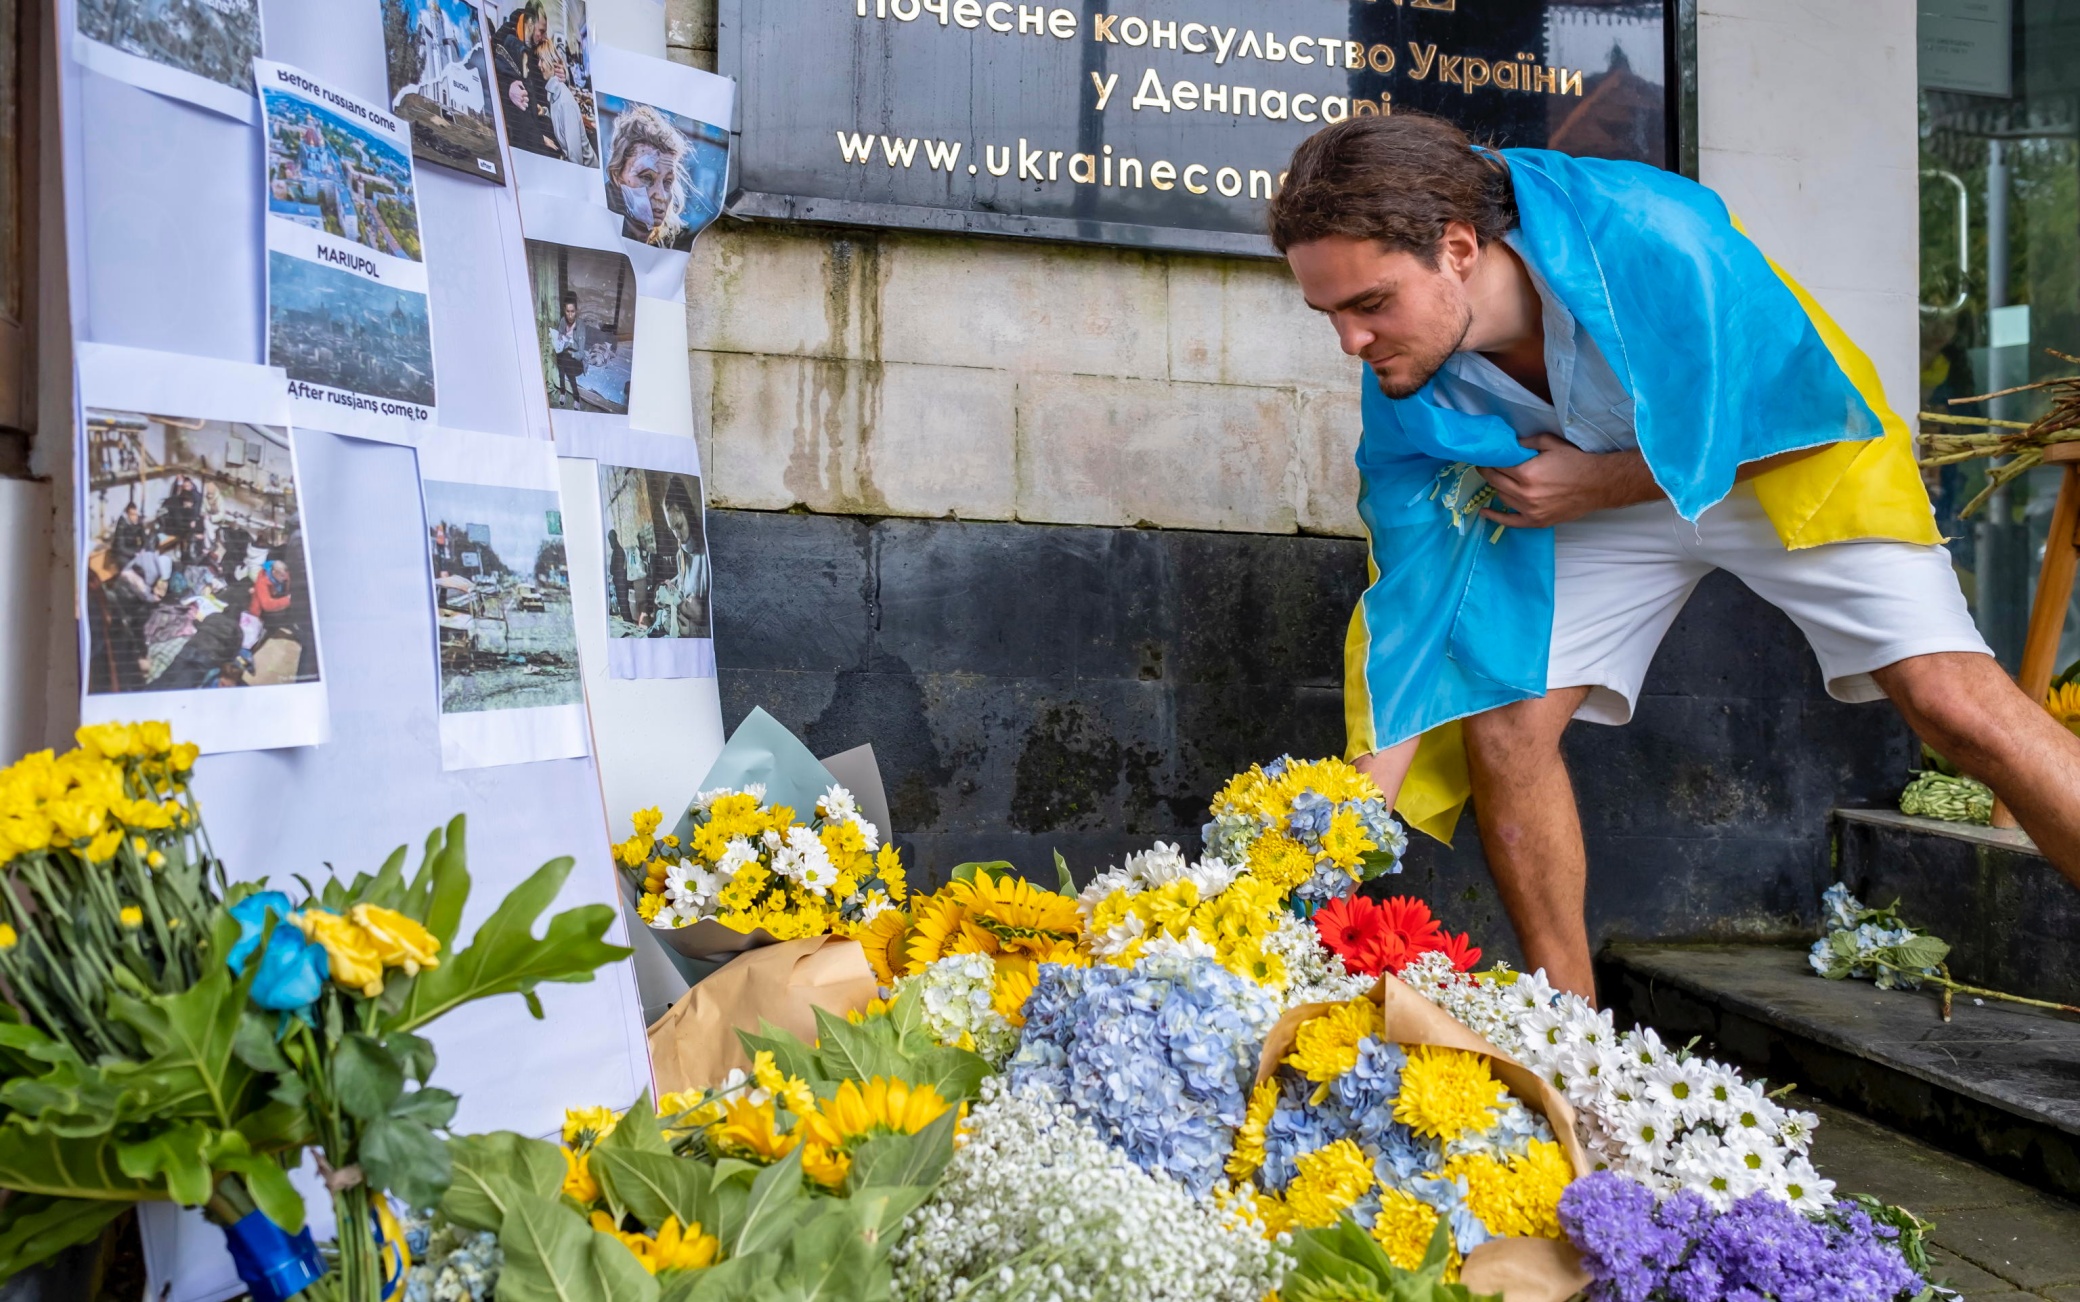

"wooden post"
[1991, 441, 2080, 829]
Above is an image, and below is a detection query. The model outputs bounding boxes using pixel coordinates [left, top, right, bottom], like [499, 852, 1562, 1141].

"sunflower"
[858, 907, 914, 983]
[2049, 681, 2080, 738]
[901, 870, 1084, 973]
[705, 1096, 799, 1163]
[991, 964, 1037, 1026]
[794, 1077, 953, 1188]
[1226, 1077, 1280, 1180]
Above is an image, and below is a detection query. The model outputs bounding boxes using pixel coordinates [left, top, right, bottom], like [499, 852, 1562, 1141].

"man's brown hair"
[1267, 114, 1516, 262]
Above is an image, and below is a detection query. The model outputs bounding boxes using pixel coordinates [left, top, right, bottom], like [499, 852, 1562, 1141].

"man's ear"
[1437, 220, 1482, 281]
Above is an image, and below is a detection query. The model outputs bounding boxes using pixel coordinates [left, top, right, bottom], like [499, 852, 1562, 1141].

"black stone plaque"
[720, 0, 1674, 256]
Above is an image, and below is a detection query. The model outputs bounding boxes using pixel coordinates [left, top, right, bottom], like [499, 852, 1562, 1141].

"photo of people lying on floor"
[80, 410, 321, 695]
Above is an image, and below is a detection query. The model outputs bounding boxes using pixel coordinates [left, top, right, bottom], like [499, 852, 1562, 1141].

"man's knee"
[1463, 697, 1571, 776]
[1878, 652, 2025, 763]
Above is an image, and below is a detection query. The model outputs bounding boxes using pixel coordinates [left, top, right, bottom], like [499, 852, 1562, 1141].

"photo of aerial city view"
[423, 479, 582, 715]
[268, 252, 437, 407]
[81, 410, 321, 696]
[77, 0, 263, 94]
[264, 87, 423, 262]
[382, 0, 505, 183]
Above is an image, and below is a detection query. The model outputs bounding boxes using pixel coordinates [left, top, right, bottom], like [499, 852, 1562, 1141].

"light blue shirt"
[1426, 231, 1639, 454]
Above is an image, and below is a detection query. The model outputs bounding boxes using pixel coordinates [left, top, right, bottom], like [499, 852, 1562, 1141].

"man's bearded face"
[1286, 234, 1473, 399]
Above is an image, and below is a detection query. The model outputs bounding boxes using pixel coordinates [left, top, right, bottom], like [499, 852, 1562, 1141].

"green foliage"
[0, 1195, 130, 1281]
[734, 1009, 989, 1115]
[1284, 1221, 1500, 1302]
[498, 1191, 661, 1302]
[440, 1130, 567, 1234]
[1840, 1195, 1936, 1277]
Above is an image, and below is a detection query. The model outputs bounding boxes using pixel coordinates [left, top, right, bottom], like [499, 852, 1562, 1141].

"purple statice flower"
[1560, 1172, 1927, 1302]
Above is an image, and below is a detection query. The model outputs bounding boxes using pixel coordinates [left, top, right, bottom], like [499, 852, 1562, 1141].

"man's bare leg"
[1463, 687, 1597, 999]
[1874, 652, 2080, 880]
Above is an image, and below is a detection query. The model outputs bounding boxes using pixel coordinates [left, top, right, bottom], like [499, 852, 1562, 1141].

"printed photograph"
[77, 0, 263, 95]
[598, 94, 726, 252]
[267, 252, 437, 408]
[382, 0, 505, 184]
[81, 411, 320, 696]
[487, 0, 597, 166]
[597, 465, 710, 641]
[263, 87, 423, 261]
[525, 239, 635, 414]
[423, 480, 583, 714]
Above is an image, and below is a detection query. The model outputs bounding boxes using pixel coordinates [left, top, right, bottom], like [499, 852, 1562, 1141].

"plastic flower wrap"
[1232, 998, 1571, 1275]
[891, 1078, 1286, 1302]
[1398, 955, 1831, 1212]
[859, 865, 1089, 1022]
[1560, 1172, 1928, 1302]
[1005, 948, 1281, 1196]
[1076, 842, 1372, 1007]
[1201, 756, 1408, 906]
[614, 783, 907, 939]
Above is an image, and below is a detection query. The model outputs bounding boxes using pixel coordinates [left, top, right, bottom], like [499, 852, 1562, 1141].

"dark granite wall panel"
[710, 509, 1917, 957]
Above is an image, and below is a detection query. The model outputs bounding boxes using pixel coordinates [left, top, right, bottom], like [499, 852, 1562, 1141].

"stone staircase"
[1600, 808, 2080, 1200]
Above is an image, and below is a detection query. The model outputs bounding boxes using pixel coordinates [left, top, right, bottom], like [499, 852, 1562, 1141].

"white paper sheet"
[74, 343, 330, 754]
[71, 0, 265, 124]
[257, 59, 441, 444]
[417, 426, 590, 768]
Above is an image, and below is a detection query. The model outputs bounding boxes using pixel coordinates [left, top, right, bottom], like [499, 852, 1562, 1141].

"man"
[550, 293, 588, 404]
[107, 501, 149, 571]
[1269, 116, 2080, 998]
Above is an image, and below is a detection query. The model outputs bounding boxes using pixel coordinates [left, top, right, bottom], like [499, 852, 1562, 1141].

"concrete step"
[1835, 808, 2077, 1007]
[1600, 942, 2080, 1200]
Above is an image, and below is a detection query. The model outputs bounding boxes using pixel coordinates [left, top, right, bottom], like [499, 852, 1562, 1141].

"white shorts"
[1548, 486, 1992, 725]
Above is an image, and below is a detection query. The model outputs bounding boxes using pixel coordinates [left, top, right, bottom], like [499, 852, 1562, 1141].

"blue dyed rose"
[226, 891, 329, 1014]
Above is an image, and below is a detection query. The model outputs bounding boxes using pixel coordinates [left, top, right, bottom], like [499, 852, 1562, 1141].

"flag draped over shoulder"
[1346, 148, 1939, 843]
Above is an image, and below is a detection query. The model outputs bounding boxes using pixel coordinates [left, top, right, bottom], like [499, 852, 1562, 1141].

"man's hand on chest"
[1477, 434, 1664, 530]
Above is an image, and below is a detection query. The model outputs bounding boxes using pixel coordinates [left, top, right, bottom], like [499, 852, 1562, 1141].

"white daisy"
[816, 784, 860, 822]
[1777, 1155, 1836, 1213]
[1644, 1058, 1716, 1126]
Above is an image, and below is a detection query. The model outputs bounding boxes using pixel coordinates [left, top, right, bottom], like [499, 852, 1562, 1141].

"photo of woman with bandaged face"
[597, 93, 727, 252]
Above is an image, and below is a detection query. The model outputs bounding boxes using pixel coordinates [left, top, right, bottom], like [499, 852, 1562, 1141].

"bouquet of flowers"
[1232, 995, 1576, 1276]
[1201, 756, 1409, 906]
[0, 723, 630, 1302]
[1077, 842, 1373, 1007]
[1808, 884, 1947, 991]
[858, 863, 1088, 1026]
[615, 783, 907, 947]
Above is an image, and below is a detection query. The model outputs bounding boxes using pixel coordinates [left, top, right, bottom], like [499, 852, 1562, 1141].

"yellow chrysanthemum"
[1227, 1078, 1280, 1180]
[1226, 940, 1288, 990]
[1371, 1187, 1448, 1273]
[561, 1146, 600, 1203]
[874, 843, 908, 902]
[2049, 682, 2080, 738]
[706, 1096, 799, 1163]
[1286, 999, 1385, 1084]
[1243, 830, 1317, 894]
[794, 1077, 952, 1188]
[1393, 1045, 1506, 1142]
[1319, 810, 1376, 873]
[1284, 1139, 1375, 1228]
[751, 1050, 817, 1118]
[563, 1105, 621, 1147]
[636, 892, 665, 924]
[1447, 1140, 1572, 1239]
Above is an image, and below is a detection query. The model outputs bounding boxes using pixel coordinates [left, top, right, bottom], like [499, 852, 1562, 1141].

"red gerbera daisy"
[1375, 896, 1446, 958]
[1313, 895, 1389, 975]
[1434, 930, 1483, 973]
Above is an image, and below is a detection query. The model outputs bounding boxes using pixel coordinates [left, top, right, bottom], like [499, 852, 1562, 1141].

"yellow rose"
[347, 904, 441, 976]
[294, 910, 387, 998]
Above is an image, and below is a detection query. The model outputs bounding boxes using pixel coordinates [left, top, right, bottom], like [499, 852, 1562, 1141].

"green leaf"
[946, 861, 1012, 885]
[1052, 849, 1076, 895]
[0, 1124, 160, 1202]
[729, 1147, 810, 1258]
[206, 1133, 304, 1233]
[390, 1086, 459, 1129]
[844, 1183, 932, 1237]
[906, 1046, 991, 1106]
[596, 1094, 671, 1155]
[387, 1030, 438, 1084]
[231, 1015, 293, 1076]
[1887, 935, 1952, 972]
[0, 1028, 139, 1136]
[657, 1252, 769, 1302]
[497, 1191, 660, 1302]
[105, 967, 264, 1129]
[735, 1025, 822, 1086]
[114, 1122, 213, 1205]
[0, 1196, 129, 1280]
[590, 1149, 706, 1231]
[335, 1034, 406, 1123]
[405, 816, 474, 952]
[845, 1107, 957, 1192]
[360, 1115, 454, 1210]
[777, 1201, 890, 1301]
[441, 1132, 568, 1234]
[386, 856, 632, 1035]
[810, 1007, 909, 1084]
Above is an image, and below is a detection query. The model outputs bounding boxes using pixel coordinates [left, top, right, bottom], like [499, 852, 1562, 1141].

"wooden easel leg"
[1991, 461, 2080, 829]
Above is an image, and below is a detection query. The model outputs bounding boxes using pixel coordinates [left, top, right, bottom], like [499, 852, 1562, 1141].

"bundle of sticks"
[1917, 347, 2080, 519]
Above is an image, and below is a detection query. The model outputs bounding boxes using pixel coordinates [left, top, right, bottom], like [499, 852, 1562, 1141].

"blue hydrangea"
[1412, 1172, 1492, 1256]
[1259, 1078, 1352, 1191]
[1006, 953, 1280, 1196]
[1287, 790, 1334, 841]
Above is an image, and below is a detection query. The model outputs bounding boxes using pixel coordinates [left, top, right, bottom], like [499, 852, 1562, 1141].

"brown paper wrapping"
[644, 936, 878, 1095]
[1254, 975, 1594, 1302]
